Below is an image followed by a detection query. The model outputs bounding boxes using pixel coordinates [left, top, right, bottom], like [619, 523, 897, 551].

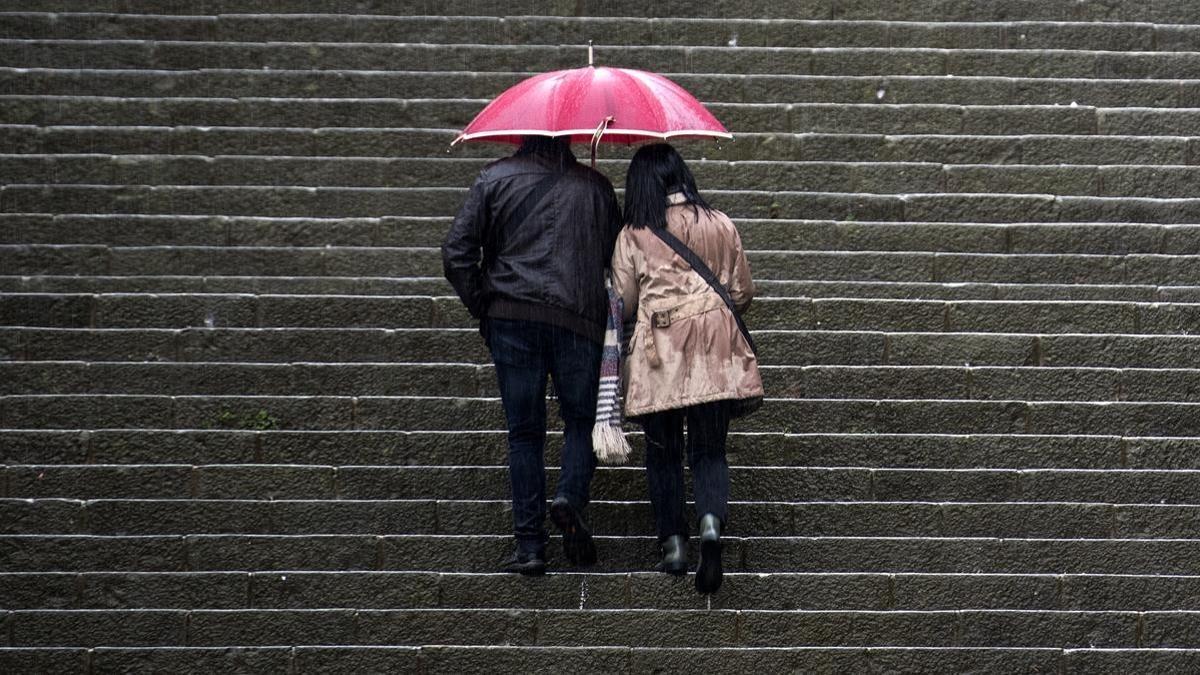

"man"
[443, 135, 622, 575]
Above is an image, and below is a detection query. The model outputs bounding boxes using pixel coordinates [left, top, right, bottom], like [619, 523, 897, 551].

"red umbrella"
[452, 48, 731, 164]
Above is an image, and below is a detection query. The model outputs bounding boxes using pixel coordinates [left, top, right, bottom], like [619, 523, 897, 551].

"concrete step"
[6, 155, 956, 193]
[5, 394, 1200, 435]
[0, 245, 450, 278]
[0, 275, 450, 297]
[8, 245, 1199, 284]
[2, 12, 1195, 50]
[8, 0, 1200, 22]
[4, 496, 1199, 539]
[7, 569, 1200, 612]
[7, 533, 1200, 574]
[6, 645, 1198, 675]
[5, 68, 1199, 109]
[4, 276, 1190, 303]
[2, 606, 1193, 648]
[0, 155, 920, 193]
[6, 214, 1196, 256]
[5, 362, 1200, 404]
[7, 429, 1188, 470]
[7, 96, 1180, 136]
[13, 155, 1200, 199]
[6, 126, 1195, 166]
[8, 184, 1200, 223]
[9, 645, 1200, 675]
[4, 292, 1199, 335]
[7, 327, 1200, 369]
[5, 464, 1200, 505]
[1, 607, 1188, 649]
[4, 46, 1200, 80]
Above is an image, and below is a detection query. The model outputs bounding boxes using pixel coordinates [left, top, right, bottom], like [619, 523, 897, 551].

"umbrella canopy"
[452, 65, 731, 146]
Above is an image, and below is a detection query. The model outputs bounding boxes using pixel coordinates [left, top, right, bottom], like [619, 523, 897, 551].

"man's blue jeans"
[487, 318, 601, 553]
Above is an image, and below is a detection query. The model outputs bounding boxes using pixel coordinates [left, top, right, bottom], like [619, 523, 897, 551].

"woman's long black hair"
[623, 143, 712, 229]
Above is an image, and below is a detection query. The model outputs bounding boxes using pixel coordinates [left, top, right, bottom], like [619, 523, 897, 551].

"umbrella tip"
[588, 40, 594, 67]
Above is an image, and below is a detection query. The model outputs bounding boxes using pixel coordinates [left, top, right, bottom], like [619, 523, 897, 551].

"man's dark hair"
[516, 135, 575, 171]
[623, 143, 712, 230]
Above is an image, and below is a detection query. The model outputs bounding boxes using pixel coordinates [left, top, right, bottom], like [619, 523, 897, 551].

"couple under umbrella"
[442, 55, 763, 595]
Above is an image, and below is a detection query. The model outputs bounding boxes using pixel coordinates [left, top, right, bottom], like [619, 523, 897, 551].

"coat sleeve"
[610, 229, 640, 321]
[726, 219, 755, 314]
[441, 175, 489, 319]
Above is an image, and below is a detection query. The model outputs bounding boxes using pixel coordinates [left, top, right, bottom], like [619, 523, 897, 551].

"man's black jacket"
[442, 151, 622, 344]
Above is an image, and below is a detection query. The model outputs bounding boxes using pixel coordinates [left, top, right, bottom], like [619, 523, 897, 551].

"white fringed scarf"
[592, 280, 632, 464]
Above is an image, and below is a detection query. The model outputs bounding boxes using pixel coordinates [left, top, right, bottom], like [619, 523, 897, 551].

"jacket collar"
[667, 191, 687, 205]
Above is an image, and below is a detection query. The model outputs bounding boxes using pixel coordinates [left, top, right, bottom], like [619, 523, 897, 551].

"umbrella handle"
[590, 116, 613, 169]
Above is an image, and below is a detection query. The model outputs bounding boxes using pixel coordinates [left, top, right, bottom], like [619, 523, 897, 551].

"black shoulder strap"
[651, 225, 757, 355]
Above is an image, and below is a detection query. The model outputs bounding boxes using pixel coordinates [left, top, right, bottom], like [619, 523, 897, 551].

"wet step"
[8, 533, 1200, 575]
[0, 607, 1152, 650]
[9, 569, 1200, 612]
[6, 362, 1200, 403]
[4, 496, 1200, 539]
[7, 645, 1198, 675]
[1, 606, 1192, 648]
[9, 0, 1200, 22]
[5, 68, 1200, 109]
[8, 48, 1200, 79]
[7, 326, 1200, 368]
[3, 12, 1196, 50]
[8, 184, 1200, 223]
[5, 393, 1200, 435]
[0, 275, 453, 297]
[13, 155, 1200, 199]
[6, 96, 1185, 136]
[3, 276, 1190, 303]
[7, 429, 1190, 470]
[3, 276, 1194, 302]
[4, 292, 1199, 335]
[6, 214, 1195, 256]
[6, 126, 1196, 165]
[7, 246, 1199, 284]
[6, 464, 1200, 505]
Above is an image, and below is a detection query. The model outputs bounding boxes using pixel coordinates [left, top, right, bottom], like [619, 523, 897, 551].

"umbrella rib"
[624, 69, 670, 135]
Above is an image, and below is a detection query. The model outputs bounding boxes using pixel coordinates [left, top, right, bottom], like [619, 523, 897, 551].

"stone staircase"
[3, 1, 1200, 672]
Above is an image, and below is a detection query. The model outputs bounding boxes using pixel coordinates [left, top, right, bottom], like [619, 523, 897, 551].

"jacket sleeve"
[441, 175, 489, 320]
[610, 229, 639, 321]
[727, 219, 755, 314]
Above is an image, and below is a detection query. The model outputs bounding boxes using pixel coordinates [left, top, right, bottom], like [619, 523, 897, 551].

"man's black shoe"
[501, 548, 546, 576]
[550, 496, 598, 566]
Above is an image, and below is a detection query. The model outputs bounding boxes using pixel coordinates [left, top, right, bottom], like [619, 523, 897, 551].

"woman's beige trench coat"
[610, 193, 764, 418]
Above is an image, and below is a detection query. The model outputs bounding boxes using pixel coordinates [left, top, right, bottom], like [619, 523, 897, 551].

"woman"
[610, 143, 763, 594]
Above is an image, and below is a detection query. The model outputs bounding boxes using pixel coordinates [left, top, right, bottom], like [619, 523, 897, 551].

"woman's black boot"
[657, 535, 687, 576]
[695, 513, 723, 594]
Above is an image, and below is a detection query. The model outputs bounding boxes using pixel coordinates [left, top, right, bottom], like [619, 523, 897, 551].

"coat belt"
[641, 294, 726, 368]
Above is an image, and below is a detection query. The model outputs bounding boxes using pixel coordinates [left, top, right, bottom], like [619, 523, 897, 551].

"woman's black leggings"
[640, 400, 731, 540]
